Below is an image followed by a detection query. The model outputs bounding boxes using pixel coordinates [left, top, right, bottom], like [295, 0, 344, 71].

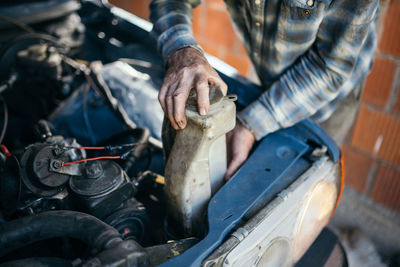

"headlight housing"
[292, 180, 337, 261]
[203, 155, 343, 267]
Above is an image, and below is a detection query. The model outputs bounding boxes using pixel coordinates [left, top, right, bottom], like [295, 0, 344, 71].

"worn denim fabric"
[150, 0, 378, 140]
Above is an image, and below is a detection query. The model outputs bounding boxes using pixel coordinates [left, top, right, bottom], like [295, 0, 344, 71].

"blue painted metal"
[161, 131, 309, 266]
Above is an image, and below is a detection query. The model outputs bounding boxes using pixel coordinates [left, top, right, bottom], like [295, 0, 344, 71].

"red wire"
[0, 144, 11, 157]
[63, 156, 121, 166]
[64, 142, 141, 165]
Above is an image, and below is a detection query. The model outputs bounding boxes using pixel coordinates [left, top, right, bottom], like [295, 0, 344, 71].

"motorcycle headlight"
[203, 155, 344, 267]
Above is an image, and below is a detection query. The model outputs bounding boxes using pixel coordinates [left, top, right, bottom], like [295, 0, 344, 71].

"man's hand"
[225, 121, 255, 180]
[159, 47, 227, 130]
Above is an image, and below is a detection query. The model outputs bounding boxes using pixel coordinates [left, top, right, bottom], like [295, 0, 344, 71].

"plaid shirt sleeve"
[237, 0, 379, 140]
[149, 0, 203, 63]
[150, 0, 379, 141]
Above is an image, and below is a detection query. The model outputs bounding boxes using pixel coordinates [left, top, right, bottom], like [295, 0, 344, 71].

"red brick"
[341, 144, 375, 193]
[206, 0, 226, 4]
[222, 50, 252, 76]
[110, 0, 151, 21]
[378, 0, 400, 57]
[193, 4, 206, 37]
[351, 105, 400, 165]
[109, 0, 130, 11]
[393, 85, 400, 114]
[205, 6, 237, 50]
[196, 38, 222, 58]
[237, 42, 249, 58]
[370, 163, 400, 212]
[361, 56, 396, 108]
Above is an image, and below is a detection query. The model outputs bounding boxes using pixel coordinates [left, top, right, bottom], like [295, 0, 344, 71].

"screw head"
[52, 160, 62, 169]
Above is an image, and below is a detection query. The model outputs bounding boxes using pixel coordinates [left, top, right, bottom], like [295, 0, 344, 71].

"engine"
[0, 2, 180, 265]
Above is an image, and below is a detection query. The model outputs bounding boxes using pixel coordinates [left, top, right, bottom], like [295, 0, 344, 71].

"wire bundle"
[61, 142, 145, 166]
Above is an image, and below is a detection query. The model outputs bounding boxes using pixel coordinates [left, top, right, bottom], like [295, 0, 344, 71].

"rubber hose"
[0, 210, 122, 257]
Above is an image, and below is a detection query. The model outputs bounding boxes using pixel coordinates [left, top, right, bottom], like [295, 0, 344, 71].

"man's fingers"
[224, 122, 256, 181]
[224, 156, 245, 181]
[158, 82, 168, 113]
[195, 77, 210, 116]
[173, 85, 190, 129]
[160, 46, 228, 127]
[226, 131, 234, 163]
[209, 76, 228, 95]
[166, 89, 180, 130]
[224, 164, 236, 181]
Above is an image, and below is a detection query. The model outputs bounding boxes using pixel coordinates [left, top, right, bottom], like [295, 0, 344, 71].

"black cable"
[0, 14, 34, 33]
[0, 97, 8, 144]
[0, 210, 122, 257]
[144, 146, 152, 171]
[14, 156, 23, 210]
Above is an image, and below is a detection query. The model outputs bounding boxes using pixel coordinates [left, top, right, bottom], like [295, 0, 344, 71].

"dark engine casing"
[0, 133, 150, 245]
[68, 160, 136, 220]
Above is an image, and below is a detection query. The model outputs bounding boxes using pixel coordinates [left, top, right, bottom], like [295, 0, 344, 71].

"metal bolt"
[97, 32, 105, 39]
[85, 161, 103, 178]
[52, 160, 62, 169]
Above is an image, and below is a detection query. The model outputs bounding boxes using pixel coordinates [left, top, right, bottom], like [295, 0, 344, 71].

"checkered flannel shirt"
[150, 0, 378, 140]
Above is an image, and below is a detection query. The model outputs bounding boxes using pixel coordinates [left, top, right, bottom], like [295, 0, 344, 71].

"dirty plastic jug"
[163, 86, 236, 237]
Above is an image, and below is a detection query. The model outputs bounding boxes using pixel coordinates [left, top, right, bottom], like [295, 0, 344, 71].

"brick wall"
[343, 0, 400, 214]
[110, 0, 400, 215]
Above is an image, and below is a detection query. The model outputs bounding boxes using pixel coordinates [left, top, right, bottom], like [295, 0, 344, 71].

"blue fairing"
[161, 119, 339, 266]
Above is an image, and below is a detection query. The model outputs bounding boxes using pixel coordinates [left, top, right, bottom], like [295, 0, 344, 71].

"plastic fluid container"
[163, 87, 236, 237]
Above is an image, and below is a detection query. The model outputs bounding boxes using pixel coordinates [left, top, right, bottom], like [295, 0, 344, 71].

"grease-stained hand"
[159, 47, 227, 130]
[225, 121, 255, 180]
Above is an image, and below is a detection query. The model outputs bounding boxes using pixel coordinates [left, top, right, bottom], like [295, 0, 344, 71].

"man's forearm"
[150, 0, 202, 63]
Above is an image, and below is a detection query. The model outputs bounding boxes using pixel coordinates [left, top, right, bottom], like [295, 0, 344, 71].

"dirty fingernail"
[200, 108, 206, 116]
[178, 120, 185, 129]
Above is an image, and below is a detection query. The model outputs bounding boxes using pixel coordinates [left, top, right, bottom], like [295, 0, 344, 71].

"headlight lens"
[256, 238, 291, 267]
[293, 180, 337, 261]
